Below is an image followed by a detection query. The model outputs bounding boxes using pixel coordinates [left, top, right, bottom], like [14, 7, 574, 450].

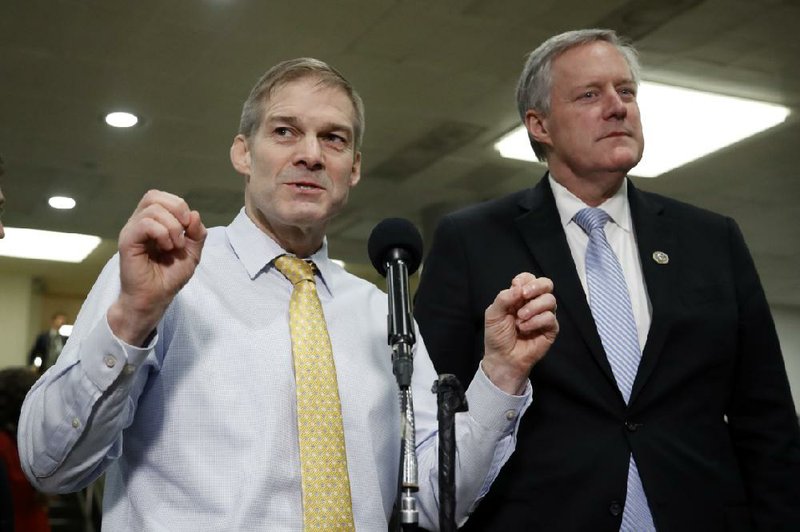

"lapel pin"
[652, 251, 669, 265]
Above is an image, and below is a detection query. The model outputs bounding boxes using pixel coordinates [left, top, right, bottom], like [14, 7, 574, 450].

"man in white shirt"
[18, 58, 558, 531]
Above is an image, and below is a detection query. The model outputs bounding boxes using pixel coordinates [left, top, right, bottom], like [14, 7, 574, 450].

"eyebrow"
[266, 115, 300, 128]
[576, 77, 636, 88]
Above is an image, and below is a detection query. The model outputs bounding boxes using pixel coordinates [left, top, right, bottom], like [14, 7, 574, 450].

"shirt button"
[103, 355, 117, 368]
[609, 500, 623, 516]
[123, 364, 136, 375]
[505, 410, 517, 421]
[71, 417, 80, 429]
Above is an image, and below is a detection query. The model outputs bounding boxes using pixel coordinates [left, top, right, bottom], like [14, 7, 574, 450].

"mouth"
[287, 181, 324, 191]
[603, 131, 630, 139]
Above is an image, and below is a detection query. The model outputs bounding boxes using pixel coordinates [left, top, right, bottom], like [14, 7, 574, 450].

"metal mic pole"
[368, 219, 423, 531]
[386, 255, 418, 531]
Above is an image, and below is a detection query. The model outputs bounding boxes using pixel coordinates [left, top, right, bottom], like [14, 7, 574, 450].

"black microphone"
[368, 218, 423, 276]
[368, 218, 423, 388]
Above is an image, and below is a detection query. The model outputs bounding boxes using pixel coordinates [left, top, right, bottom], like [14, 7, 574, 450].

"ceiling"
[1, 0, 799, 306]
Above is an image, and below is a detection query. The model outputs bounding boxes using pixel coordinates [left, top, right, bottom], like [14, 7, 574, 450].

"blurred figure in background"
[27, 313, 68, 375]
[0, 367, 50, 532]
[0, 460, 10, 532]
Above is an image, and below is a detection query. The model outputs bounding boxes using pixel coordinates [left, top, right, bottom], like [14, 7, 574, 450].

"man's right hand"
[107, 190, 207, 346]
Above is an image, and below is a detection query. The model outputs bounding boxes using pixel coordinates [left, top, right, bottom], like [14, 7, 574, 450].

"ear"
[348, 151, 362, 187]
[525, 109, 552, 148]
[230, 134, 251, 176]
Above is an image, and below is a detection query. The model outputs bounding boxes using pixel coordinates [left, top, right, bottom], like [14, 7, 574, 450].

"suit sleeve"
[725, 218, 800, 529]
[415, 215, 483, 389]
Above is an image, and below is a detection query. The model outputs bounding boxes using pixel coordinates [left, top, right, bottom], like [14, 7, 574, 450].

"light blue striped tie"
[574, 207, 656, 532]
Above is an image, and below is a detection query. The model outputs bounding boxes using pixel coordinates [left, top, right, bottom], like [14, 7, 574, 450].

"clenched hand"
[481, 272, 559, 395]
[107, 190, 207, 346]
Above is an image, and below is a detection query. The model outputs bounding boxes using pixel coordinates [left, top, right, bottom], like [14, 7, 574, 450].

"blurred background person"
[27, 313, 67, 375]
[0, 156, 10, 532]
[0, 366, 50, 532]
[0, 459, 10, 532]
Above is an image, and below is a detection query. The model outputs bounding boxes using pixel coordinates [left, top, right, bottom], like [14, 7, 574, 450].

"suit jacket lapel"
[628, 181, 678, 405]
[514, 175, 619, 389]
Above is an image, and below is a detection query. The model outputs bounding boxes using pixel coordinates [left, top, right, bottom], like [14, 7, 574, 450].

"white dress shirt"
[549, 175, 652, 350]
[18, 209, 530, 531]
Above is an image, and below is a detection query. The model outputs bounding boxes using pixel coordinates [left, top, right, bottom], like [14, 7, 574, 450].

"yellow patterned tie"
[274, 255, 355, 531]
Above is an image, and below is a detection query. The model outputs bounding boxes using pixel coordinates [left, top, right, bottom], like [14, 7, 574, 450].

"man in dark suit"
[414, 29, 800, 531]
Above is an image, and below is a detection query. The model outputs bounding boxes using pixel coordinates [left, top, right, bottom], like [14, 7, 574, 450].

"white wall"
[772, 305, 800, 414]
[0, 273, 34, 367]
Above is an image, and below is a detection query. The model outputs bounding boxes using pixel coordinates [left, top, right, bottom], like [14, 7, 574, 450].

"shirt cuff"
[80, 316, 158, 392]
[464, 362, 532, 435]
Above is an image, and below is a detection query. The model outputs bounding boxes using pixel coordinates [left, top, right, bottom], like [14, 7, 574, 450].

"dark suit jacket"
[414, 175, 800, 531]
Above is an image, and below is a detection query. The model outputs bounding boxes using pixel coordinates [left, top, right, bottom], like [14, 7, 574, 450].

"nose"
[603, 91, 628, 121]
[292, 135, 324, 171]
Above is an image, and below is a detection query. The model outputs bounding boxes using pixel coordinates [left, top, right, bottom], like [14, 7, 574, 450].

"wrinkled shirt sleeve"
[18, 255, 158, 493]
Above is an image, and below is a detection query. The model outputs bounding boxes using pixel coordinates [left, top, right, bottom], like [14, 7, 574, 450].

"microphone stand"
[432, 375, 467, 532]
[385, 251, 419, 532]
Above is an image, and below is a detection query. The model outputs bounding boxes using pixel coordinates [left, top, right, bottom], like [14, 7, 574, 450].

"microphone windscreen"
[367, 218, 424, 277]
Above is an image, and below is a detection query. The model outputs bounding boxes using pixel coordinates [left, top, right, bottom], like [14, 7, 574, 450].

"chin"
[606, 151, 641, 173]
[285, 211, 326, 227]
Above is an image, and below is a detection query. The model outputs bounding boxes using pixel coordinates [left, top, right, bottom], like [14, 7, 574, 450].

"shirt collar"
[548, 173, 632, 233]
[225, 208, 336, 295]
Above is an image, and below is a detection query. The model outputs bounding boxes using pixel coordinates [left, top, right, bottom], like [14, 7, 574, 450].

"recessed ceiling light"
[48, 196, 76, 209]
[494, 81, 790, 177]
[0, 227, 101, 262]
[105, 111, 139, 128]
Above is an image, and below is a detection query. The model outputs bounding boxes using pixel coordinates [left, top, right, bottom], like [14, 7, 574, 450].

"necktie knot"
[574, 207, 611, 235]
[274, 255, 316, 285]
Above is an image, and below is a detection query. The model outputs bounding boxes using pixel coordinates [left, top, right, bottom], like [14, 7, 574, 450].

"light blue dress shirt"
[19, 210, 531, 531]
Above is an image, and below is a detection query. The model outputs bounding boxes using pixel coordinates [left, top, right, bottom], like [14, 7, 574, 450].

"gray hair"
[516, 29, 641, 161]
[238, 58, 365, 151]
